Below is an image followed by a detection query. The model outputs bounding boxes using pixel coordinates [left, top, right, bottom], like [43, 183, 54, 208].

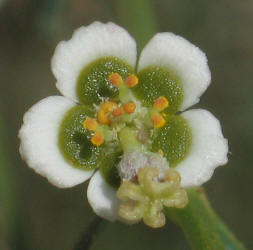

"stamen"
[97, 109, 110, 125]
[112, 106, 124, 117]
[154, 96, 169, 111]
[125, 74, 139, 88]
[123, 102, 136, 114]
[83, 118, 98, 131]
[108, 73, 122, 87]
[151, 113, 166, 128]
[101, 101, 117, 112]
[91, 131, 104, 146]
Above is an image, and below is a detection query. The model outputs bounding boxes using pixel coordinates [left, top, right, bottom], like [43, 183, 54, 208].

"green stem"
[116, 0, 158, 51]
[165, 188, 245, 250]
[74, 217, 107, 250]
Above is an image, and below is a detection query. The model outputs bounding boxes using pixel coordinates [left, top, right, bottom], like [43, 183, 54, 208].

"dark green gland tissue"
[77, 57, 134, 105]
[134, 67, 183, 114]
[58, 105, 103, 170]
[99, 150, 122, 188]
[152, 115, 192, 167]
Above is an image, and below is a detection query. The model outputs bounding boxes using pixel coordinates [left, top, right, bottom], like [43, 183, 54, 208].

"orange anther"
[151, 113, 166, 128]
[154, 96, 169, 111]
[125, 74, 139, 88]
[123, 102, 136, 114]
[83, 118, 98, 131]
[91, 131, 104, 146]
[97, 109, 110, 125]
[112, 106, 124, 117]
[101, 101, 117, 112]
[108, 73, 122, 87]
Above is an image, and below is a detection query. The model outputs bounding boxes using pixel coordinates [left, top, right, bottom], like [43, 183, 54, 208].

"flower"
[19, 22, 228, 226]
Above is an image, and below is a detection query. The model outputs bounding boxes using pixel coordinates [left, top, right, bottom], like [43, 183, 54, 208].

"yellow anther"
[101, 101, 117, 112]
[83, 118, 98, 131]
[98, 101, 117, 124]
[97, 109, 110, 125]
[108, 73, 122, 87]
[154, 96, 169, 111]
[161, 112, 167, 118]
[112, 106, 124, 117]
[91, 131, 104, 146]
[125, 74, 139, 88]
[151, 113, 166, 128]
[123, 102, 136, 114]
[158, 149, 164, 156]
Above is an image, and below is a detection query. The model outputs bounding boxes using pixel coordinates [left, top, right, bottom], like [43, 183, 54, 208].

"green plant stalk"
[116, 0, 157, 52]
[74, 217, 106, 250]
[0, 114, 15, 242]
[165, 188, 245, 250]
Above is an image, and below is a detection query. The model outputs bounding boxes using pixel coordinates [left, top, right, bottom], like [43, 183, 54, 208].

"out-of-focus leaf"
[116, 0, 158, 52]
[0, 110, 26, 250]
[166, 188, 245, 250]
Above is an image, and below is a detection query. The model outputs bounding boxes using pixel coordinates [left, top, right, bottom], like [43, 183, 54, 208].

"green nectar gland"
[133, 66, 184, 114]
[76, 57, 134, 105]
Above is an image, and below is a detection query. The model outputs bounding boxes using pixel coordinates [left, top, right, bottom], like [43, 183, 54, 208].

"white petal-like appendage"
[52, 22, 137, 102]
[176, 109, 228, 187]
[87, 171, 119, 221]
[19, 96, 94, 188]
[137, 33, 211, 111]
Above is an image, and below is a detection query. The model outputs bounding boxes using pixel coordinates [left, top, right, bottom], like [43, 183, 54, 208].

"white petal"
[52, 21, 137, 102]
[19, 96, 94, 188]
[176, 109, 228, 187]
[137, 33, 211, 111]
[87, 171, 119, 221]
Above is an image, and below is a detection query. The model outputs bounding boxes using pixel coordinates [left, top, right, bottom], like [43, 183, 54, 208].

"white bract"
[19, 22, 228, 222]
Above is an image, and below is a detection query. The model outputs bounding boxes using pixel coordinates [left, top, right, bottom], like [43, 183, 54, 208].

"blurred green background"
[0, 0, 252, 249]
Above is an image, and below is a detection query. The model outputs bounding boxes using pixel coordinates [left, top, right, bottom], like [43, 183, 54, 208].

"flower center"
[59, 57, 192, 185]
[82, 73, 170, 153]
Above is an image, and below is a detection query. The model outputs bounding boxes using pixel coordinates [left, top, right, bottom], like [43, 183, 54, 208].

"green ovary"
[77, 57, 134, 105]
[117, 167, 188, 228]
